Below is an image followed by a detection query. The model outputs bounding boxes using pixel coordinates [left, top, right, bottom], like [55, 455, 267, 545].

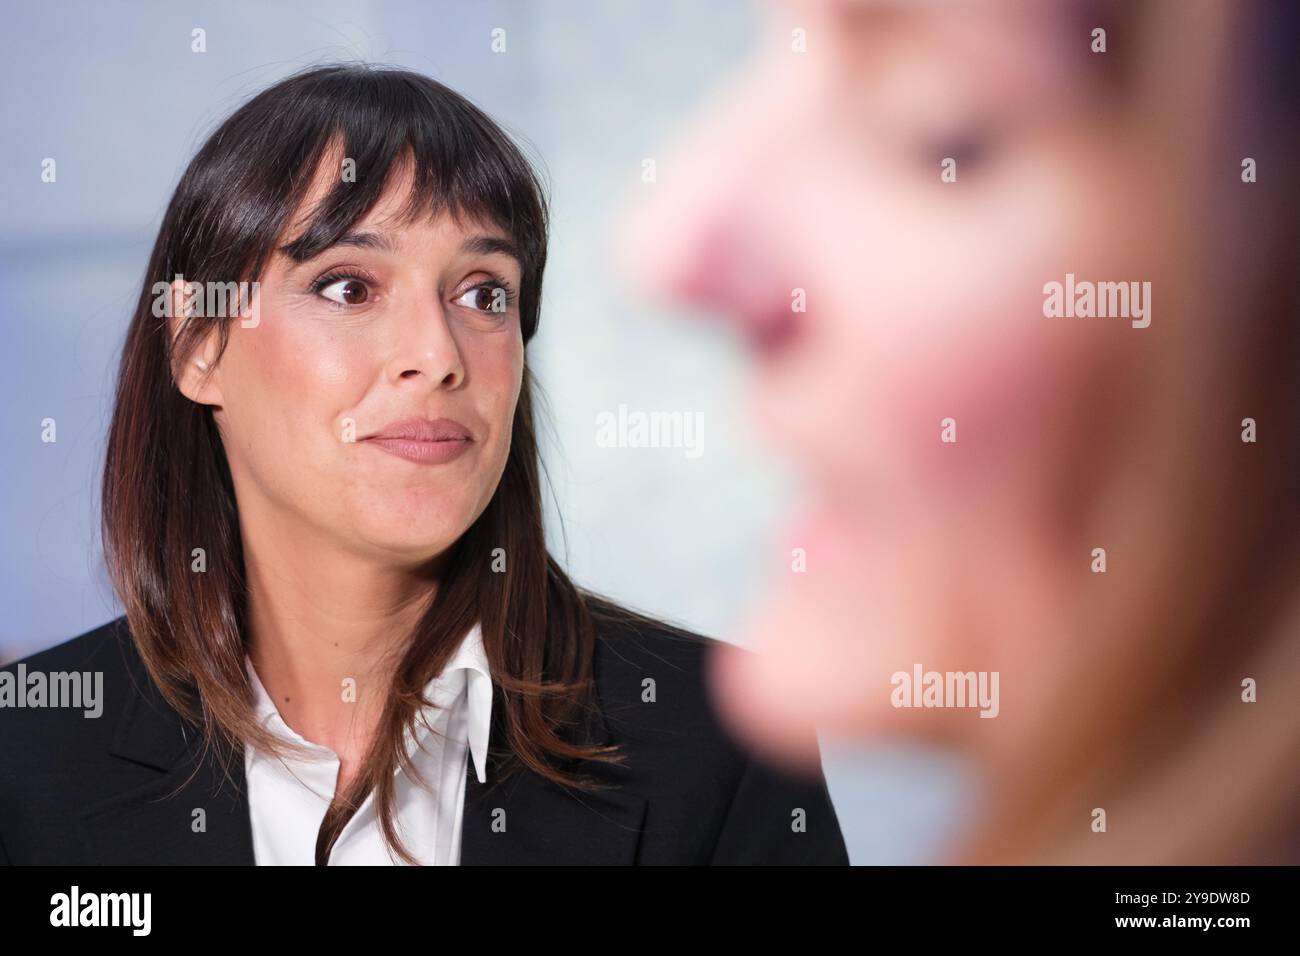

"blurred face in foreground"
[615, 0, 1298, 843]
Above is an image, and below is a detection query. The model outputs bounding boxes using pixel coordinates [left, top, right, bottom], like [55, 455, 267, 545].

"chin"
[351, 517, 469, 560]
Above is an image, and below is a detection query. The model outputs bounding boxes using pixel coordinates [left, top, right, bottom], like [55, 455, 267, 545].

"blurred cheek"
[755, 148, 1111, 516]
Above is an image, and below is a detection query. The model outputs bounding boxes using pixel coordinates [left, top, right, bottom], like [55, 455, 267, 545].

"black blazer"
[0, 615, 849, 865]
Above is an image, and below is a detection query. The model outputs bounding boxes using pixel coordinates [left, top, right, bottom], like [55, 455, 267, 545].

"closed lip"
[362, 416, 473, 442]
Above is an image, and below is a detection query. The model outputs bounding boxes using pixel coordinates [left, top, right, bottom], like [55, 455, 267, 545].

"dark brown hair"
[102, 63, 632, 865]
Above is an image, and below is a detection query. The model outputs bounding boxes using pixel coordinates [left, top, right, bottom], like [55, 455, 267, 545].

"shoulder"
[586, 597, 731, 737]
[0, 616, 138, 725]
[3, 616, 136, 679]
[0, 616, 141, 790]
[584, 597, 819, 767]
[583, 598, 849, 864]
[0, 618, 225, 865]
[588, 599, 719, 675]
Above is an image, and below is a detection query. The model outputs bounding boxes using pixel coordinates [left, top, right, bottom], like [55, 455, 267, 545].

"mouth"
[360, 417, 474, 465]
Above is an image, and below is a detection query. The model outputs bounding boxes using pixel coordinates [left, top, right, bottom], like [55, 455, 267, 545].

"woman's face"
[179, 154, 525, 566]
[616, 0, 1230, 759]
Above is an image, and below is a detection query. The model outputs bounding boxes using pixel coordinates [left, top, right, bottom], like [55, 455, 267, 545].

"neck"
[950, 547, 1300, 864]
[240, 503, 442, 759]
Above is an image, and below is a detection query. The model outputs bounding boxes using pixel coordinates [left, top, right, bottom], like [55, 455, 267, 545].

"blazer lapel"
[459, 765, 647, 865]
[459, 692, 647, 865]
[77, 648, 255, 865]
[83, 636, 646, 865]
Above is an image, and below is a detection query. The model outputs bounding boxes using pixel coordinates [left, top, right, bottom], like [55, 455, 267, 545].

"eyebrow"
[329, 230, 398, 253]
[459, 234, 522, 266]
[282, 230, 522, 268]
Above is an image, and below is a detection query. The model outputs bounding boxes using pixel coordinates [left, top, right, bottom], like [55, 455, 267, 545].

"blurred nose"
[611, 68, 796, 332]
[386, 298, 465, 390]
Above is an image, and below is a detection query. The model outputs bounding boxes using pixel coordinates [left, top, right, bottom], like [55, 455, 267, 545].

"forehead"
[279, 136, 505, 254]
[772, 0, 1080, 64]
[767, 0, 1090, 124]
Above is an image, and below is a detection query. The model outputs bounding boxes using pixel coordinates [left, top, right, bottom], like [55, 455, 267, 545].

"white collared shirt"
[243, 623, 492, 866]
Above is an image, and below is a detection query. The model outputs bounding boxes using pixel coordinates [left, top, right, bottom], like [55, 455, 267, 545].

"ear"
[164, 278, 226, 406]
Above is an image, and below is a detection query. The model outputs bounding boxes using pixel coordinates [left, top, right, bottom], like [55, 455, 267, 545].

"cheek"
[778, 149, 1117, 503]
[486, 337, 524, 413]
[463, 332, 524, 468]
[222, 313, 371, 476]
[260, 314, 360, 388]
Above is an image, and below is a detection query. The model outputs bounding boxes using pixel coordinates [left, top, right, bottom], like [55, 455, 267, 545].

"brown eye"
[453, 280, 516, 314]
[316, 277, 370, 305]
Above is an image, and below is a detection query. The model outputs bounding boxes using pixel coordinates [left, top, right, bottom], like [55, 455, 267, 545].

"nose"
[386, 299, 466, 390]
[611, 67, 797, 335]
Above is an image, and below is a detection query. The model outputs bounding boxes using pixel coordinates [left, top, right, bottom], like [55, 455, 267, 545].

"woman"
[0, 64, 848, 865]
[616, 0, 1300, 863]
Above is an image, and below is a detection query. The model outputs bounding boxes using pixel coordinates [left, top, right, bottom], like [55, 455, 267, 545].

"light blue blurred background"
[0, 0, 971, 863]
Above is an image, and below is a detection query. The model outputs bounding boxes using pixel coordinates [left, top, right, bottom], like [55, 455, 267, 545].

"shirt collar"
[442, 620, 493, 784]
[244, 621, 493, 785]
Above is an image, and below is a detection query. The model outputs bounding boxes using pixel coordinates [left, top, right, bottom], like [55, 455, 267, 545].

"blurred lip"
[361, 416, 474, 465]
